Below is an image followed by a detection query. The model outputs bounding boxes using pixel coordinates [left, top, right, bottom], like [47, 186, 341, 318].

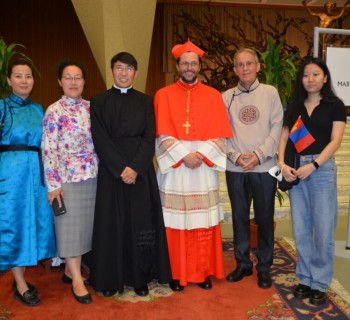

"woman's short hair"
[57, 60, 86, 79]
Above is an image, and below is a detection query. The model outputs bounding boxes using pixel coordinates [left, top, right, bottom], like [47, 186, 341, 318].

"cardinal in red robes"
[154, 39, 232, 291]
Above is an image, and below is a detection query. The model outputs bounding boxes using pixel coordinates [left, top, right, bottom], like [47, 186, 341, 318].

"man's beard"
[180, 74, 198, 84]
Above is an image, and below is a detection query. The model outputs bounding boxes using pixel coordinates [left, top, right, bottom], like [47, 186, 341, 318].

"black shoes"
[169, 278, 212, 290]
[169, 280, 184, 292]
[294, 285, 327, 305]
[103, 286, 148, 297]
[62, 273, 90, 286]
[12, 281, 38, 294]
[309, 289, 327, 306]
[14, 288, 40, 307]
[198, 277, 212, 290]
[257, 272, 272, 289]
[226, 267, 253, 282]
[294, 284, 311, 299]
[226, 268, 271, 289]
[102, 290, 117, 297]
[71, 287, 92, 304]
[134, 285, 149, 297]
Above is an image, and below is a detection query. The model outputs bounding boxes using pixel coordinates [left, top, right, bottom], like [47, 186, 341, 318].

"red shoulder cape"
[154, 81, 232, 140]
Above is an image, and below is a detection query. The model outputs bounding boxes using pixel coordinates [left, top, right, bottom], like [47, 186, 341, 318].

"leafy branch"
[0, 37, 37, 99]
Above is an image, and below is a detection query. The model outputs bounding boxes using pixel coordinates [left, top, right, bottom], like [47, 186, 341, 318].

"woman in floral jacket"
[42, 60, 98, 304]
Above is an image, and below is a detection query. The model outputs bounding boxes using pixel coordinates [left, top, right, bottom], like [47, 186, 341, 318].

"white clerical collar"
[113, 85, 132, 93]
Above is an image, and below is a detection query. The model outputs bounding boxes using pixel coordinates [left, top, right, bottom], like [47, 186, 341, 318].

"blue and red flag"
[289, 116, 315, 153]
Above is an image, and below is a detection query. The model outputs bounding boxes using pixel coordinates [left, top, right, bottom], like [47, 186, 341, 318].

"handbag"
[278, 139, 300, 191]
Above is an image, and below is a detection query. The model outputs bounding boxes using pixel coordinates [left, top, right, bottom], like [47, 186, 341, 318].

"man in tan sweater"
[222, 48, 283, 289]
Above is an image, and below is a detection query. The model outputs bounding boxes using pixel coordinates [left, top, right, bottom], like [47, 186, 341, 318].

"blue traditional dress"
[0, 93, 56, 271]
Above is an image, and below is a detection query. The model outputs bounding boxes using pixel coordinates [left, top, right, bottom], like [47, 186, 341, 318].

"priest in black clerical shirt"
[89, 52, 171, 298]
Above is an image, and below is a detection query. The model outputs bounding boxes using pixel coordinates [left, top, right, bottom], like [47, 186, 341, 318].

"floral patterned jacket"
[42, 95, 98, 192]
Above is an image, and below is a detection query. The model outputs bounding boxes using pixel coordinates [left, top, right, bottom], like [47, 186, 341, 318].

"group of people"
[0, 39, 346, 309]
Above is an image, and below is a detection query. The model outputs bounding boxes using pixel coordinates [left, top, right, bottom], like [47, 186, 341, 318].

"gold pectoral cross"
[183, 120, 191, 134]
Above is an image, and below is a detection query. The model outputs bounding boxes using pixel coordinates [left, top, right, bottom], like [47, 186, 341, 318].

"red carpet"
[1, 237, 349, 320]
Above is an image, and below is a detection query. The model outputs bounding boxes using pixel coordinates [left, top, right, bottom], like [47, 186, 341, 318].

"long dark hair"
[284, 56, 341, 130]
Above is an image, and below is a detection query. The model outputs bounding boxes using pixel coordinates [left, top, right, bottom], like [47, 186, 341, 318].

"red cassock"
[155, 80, 232, 285]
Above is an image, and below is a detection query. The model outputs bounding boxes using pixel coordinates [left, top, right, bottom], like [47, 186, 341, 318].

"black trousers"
[225, 171, 276, 272]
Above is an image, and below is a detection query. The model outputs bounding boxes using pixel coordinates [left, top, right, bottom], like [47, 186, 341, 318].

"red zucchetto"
[171, 39, 205, 59]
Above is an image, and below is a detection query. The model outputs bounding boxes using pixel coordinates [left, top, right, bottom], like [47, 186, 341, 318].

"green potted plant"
[256, 36, 300, 109]
[0, 37, 34, 99]
[256, 35, 299, 201]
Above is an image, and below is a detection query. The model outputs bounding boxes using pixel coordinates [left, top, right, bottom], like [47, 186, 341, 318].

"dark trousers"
[226, 171, 276, 272]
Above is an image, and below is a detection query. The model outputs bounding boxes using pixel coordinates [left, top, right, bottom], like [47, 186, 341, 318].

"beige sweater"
[222, 79, 283, 173]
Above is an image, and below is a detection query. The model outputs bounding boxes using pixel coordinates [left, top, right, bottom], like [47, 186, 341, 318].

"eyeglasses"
[235, 61, 257, 69]
[62, 75, 84, 82]
[179, 61, 200, 68]
[115, 66, 134, 73]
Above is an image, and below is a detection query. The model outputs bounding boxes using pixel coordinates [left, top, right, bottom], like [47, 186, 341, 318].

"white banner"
[326, 47, 350, 106]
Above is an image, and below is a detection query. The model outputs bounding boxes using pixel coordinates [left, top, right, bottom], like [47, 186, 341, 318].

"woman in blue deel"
[0, 59, 56, 307]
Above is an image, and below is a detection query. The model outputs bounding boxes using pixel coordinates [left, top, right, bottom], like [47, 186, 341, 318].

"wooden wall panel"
[0, 0, 106, 109]
[1, 1, 349, 101]
[150, 2, 350, 91]
[146, 3, 165, 97]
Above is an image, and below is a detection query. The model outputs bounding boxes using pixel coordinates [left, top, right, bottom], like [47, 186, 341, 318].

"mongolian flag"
[289, 116, 315, 153]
